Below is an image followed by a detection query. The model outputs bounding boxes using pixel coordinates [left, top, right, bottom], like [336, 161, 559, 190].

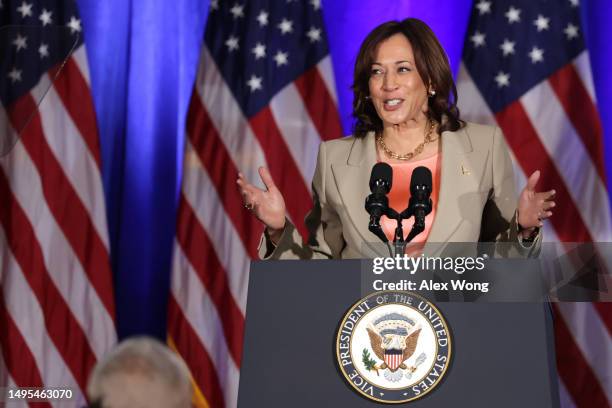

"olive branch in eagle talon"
[362, 348, 380, 375]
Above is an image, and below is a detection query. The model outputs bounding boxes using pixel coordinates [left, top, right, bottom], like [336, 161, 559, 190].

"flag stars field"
[495, 71, 510, 88]
[225, 36, 239, 52]
[39, 9, 53, 25]
[273, 50, 289, 66]
[16, 1, 32, 18]
[8, 67, 22, 83]
[533, 15, 550, 31]
[528, 46, 544, 63]
[252, 43, 266, 60]
[471, 31, 485, 47]
[67, 16, 81, 33]
[247, 75, 262, 91]
[38, 43, 50, 58]
[256, 10, 269, 27]
[278, 18, 294, 34]
[475, 0, 491, 15]
[307, 27, 322, 43]
[12, 34, 27, 51]
[564, 23, 579, 39]
[500, 39, 515, 56]
[505, 6, 521, 23]
[230, 4, 244, 19]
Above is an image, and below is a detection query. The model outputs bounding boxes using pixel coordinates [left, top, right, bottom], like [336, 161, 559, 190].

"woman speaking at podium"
[237, 18, 555, 259]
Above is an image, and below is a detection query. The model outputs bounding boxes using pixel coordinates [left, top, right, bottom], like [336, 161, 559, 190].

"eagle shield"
[384, 348, 403, 371]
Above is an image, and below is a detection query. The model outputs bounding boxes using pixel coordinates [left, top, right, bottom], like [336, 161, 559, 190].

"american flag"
[167, 0, 342, 406]
[457, 0, 612, 406]
[0, 0, 116, 406]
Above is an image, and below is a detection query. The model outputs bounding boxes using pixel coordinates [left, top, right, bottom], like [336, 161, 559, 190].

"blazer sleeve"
[257, 142, 345, 259]
[479, 126, 541, 257]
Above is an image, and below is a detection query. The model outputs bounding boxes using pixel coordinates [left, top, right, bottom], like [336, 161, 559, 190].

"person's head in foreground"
[87, 337, 191, 408]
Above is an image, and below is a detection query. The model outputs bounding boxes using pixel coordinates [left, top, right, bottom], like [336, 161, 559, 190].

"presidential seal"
[335, 291, 452, 404]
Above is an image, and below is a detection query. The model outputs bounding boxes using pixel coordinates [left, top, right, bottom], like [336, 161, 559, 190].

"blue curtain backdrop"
[75, 0, 612, 339]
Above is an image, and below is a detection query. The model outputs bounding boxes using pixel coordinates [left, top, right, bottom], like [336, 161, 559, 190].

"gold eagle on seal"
[364, 313, 421, 376]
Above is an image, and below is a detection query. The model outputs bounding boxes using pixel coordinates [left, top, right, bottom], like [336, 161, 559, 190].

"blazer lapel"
[329, 126, 477, 256]
[331, 132, 386, 255]
[427, 126, 475, 243]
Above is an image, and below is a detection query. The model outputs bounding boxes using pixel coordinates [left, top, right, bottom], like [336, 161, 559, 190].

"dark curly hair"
[352, 18, 464, 138]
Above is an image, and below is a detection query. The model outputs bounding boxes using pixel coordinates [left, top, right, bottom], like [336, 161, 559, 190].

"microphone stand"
[386, 207, 425, 257]
[402, 207, 426, 244]
[365, 205, 425, 257]
[383, 208, 405, 257]
[366, 180, 431, 257]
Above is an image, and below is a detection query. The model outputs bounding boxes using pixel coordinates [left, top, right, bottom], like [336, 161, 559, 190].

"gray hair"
[87, 337, 192, 408]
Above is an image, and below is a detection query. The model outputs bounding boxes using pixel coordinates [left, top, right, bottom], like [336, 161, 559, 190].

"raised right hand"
[236, 167, 286, 234]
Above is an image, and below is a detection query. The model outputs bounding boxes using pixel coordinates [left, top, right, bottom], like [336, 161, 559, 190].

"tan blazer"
[259, 122, 541, 259]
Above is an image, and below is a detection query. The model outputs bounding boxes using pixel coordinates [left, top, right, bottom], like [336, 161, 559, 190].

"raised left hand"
[517, 170, 556, 236]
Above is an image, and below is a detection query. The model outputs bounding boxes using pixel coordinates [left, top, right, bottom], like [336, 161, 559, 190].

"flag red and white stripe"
[168, 40, 343, 407]
[458, 50, 612, 408]
[0, 42, 116, 406]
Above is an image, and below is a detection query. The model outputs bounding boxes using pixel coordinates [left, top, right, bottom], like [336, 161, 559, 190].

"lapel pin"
[461, 165, 471, 175]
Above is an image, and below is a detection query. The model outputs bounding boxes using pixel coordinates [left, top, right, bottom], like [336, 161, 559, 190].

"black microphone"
[365, 163, 392, 243]
[407, 166, 433, 230]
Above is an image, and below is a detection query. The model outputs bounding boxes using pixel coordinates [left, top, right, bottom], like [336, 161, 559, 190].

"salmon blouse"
[380, 152, 441, 244]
